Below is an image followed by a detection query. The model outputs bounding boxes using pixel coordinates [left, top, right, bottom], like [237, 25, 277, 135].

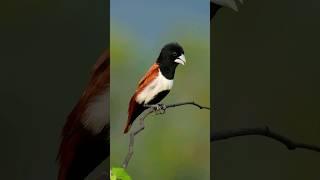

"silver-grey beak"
[174, 54, 186, 65]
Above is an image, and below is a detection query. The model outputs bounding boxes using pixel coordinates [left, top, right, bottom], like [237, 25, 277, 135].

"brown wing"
[61, 50, 109, 137]
[137, 63, 159, 89]
[123, 63, 159, 133]
[57, 50, 110, 180]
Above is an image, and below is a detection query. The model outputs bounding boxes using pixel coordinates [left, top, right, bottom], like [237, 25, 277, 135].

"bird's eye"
[172, 52, 177, 57]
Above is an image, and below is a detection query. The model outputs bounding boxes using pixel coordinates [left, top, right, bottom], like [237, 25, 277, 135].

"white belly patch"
[136, 70, 173, 104]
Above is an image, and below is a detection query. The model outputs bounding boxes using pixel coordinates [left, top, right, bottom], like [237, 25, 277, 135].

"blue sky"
[111, 0, 209, 46]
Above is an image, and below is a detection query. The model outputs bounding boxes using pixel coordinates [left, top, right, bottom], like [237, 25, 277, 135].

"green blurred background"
[212, 0, 320, 179]
[110, 0, 210, 179]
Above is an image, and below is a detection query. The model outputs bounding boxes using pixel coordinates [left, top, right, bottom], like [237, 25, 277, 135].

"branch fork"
[122, 101, 210, 169]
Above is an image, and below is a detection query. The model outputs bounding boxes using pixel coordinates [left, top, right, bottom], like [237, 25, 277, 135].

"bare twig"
[122, 108, 153, 169]
[121, 101, 210, 169]
[211, 127, 320, 152]
[165, 101, 210, 110]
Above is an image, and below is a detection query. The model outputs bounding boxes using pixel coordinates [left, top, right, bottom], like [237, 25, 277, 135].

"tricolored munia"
[123, 42, 186, 134]
[57, 50, 110, 180]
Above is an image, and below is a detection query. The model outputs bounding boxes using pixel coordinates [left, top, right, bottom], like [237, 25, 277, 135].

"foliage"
[110, 167, 132, 180]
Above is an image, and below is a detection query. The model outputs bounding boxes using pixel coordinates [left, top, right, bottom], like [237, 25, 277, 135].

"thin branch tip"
[211, 127, 320, 153]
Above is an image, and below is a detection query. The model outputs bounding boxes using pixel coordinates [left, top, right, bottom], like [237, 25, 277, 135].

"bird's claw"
[157, 104, 166, 114]
[147, 104, 167, 114]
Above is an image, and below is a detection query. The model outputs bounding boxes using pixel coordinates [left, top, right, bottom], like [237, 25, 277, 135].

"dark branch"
[165, 101, 210, 110]
[122, 101, 210, 169]
[211, 127, 320, 152]
[122, 108, 153, 169]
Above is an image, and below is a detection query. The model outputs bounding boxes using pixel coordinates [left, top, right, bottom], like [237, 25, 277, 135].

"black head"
[156, 42, 186, 79]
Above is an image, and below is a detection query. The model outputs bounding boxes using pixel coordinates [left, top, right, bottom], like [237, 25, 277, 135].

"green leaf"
[110, 167, 132, 180]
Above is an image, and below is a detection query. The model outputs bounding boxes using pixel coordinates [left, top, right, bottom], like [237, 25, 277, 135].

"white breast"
[83, 88, 109, 134]
[136, 70, 173, 104]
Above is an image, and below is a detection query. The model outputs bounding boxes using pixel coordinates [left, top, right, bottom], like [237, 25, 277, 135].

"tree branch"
[164, 101, 210, 110]
[122, 101, 210, 169]
[211, 127, 320, 152]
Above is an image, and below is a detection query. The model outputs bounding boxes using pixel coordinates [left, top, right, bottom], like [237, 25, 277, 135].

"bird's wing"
[123, 63, 160, 133]
[137, 63, 160, 89]
[57, 50, 110, 180]
[61, 50, 109, 137]
[91, 50, 110, 77]
[124, 95, 142, 133]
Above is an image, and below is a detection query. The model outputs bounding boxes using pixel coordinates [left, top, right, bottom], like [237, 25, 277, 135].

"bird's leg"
[157, 104, 166, 114]
[144, 104, 167, 114]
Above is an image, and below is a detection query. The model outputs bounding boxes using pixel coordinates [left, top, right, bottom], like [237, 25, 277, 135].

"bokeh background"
[2, 0, 320, 179]
[110, 0, 210, 179]
[212, 0, 320, 180]
[0, 0, 108, 179]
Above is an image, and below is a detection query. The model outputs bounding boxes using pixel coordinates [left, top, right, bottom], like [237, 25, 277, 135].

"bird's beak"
[174, 54, 186, 65]
[211, 0, 244, 12]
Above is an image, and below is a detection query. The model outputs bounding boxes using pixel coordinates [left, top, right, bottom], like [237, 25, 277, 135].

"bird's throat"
[159, 64, 177, 80]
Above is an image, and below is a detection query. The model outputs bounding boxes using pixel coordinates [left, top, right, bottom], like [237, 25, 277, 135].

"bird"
[211, 0, 244, 19]
[57, 50, 110, 180]
[123, 42, 186, 134]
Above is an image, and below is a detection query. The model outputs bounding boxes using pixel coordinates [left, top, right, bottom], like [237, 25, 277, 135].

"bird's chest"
[136, 73, 173, 104]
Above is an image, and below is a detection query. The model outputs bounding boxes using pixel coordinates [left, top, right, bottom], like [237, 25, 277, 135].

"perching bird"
[211, 0, 244, 19]
[57, 50, 110, 180]
[123, 42, 186, 134]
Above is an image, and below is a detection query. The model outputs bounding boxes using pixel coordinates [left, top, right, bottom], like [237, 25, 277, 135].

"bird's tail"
[57, 132, 82, 180]
[124, 99, 146, 134]
[57, 128, 109, 180]
[123, 123, 132, 134]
